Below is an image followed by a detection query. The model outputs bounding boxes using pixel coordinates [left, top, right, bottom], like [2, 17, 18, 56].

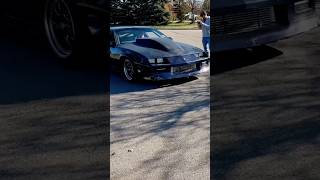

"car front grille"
[171, 64, 197, 73]
[213, 6, 276, 36]
[155, 66, 171, 72]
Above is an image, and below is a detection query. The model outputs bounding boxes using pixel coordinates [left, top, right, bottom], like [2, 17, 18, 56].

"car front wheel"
[44, 0, 76, 59]
[123, 59, 138, 81]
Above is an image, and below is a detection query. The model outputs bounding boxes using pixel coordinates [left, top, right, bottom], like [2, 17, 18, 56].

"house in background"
[164, 0, 180, 21]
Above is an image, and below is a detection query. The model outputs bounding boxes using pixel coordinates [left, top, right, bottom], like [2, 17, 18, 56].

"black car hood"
[119, 38, 203, 59]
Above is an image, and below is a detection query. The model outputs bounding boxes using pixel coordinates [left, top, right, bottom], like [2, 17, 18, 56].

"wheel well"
[120, 56, 130, 63]
[120, 56, 137, 69]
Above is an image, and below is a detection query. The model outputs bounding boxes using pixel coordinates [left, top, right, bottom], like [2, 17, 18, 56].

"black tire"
[44, 0, 92, 63]
[123, 58, 139, 81]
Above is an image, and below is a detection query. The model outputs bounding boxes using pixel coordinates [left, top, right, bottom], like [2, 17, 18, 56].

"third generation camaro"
[212, 0, 320, 51]
[109, 26, 210, 81]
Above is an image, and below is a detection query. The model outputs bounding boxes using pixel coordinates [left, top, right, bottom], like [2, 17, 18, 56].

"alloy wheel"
[123, 59, 135, 81]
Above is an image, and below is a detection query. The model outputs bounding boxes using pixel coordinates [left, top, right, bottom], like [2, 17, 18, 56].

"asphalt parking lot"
[110, 30, 210, 179]
[212, 27, 320, 179]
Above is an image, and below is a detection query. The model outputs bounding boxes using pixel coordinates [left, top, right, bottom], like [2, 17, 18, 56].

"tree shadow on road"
[211, 38, 320, 179]
[0, 96, 108, 180]
[110, 73, 210, 179]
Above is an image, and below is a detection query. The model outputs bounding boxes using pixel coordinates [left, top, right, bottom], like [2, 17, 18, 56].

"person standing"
[197, 10, 210, 57]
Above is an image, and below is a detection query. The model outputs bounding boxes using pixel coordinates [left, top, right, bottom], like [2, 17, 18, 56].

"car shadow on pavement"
[213, 45, 283, 75]
[110, 73, 198, 95]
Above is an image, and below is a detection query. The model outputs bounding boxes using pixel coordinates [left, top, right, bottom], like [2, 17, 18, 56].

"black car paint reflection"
[110, 26, 210, 81]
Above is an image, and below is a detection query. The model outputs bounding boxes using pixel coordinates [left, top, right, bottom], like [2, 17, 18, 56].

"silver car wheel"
[123, 59, 135, 81]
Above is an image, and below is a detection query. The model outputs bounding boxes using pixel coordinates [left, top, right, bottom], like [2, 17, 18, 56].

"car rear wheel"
[123, 59, 138, 81]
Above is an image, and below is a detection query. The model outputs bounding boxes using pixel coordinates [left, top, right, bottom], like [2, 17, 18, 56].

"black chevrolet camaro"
[1, 0, 108, 60]
[213, 0, 320, 51]
[110, 26, 210, 81]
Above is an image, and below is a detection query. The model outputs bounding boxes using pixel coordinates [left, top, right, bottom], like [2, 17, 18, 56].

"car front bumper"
[143, 58, 210, 81]
[214, 16, 319, 52]
[213, 1, 320, 52]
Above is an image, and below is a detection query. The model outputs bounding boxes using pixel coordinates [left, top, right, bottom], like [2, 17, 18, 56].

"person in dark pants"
[197, 10, 210, 57]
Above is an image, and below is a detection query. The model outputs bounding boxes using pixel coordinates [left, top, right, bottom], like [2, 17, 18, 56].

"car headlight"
[148, 58, 156, 64]
[148, 58, 164, 64]
[157, 58, 164, 64]
[195, 53, 200, 58]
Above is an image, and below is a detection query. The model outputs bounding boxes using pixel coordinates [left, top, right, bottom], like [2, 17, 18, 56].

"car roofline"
[110, 26, 156, 30]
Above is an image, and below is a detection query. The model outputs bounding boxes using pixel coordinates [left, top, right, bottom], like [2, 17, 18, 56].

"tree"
[176, 0, 191, 22]
[110, 0, 170, 25]
[202, 0, 210, 12]
[185, 0, 202, 23]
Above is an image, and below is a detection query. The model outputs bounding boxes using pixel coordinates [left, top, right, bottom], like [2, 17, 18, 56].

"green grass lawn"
[154, 22, 199, 30]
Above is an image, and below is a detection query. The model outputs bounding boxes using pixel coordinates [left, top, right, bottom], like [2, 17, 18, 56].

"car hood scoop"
[119, 38, 203, 59]
[134, 38, 184, 53]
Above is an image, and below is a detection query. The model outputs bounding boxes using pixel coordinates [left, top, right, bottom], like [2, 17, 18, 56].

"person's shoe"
[201, 52, 209, 57]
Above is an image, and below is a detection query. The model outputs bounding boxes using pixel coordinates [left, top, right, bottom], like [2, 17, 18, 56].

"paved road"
[0, 23, 108, 179]
[212, 27, 320, 179]
[110, 30, 210, 179]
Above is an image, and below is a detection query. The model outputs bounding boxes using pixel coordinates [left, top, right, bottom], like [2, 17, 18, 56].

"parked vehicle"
[110, 26, 210, 81]
[212, 0, 320, 51]
[1, 0, 108, 60]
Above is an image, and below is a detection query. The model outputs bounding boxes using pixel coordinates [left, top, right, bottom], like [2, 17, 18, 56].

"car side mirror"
[168, 37, 173, 40]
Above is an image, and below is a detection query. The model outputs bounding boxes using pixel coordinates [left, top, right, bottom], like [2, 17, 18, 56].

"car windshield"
[115, 28, 167, 44]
